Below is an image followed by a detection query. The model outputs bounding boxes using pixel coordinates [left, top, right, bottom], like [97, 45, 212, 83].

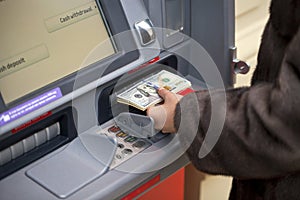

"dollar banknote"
[116, 70, 191, 111]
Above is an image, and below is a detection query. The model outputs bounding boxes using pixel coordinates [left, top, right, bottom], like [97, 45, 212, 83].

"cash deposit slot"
[97, 55, 178, 125]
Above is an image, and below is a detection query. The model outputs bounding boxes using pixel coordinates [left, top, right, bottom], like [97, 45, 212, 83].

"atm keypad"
[105, 125, 152, 169]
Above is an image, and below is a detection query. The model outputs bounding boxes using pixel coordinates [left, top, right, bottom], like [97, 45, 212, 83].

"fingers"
[147, 105, 167, 130]
[147, 88, 182, 133]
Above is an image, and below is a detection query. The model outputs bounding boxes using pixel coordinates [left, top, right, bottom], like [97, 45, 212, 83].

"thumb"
[157, 88, 181, 104]
[157, 88, 171, 100]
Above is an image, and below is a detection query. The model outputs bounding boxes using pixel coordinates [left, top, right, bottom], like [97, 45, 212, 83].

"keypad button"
[115, 154, 123, 160]
[118, 143, 125, 149]
[124, 136, 137, 143]
[132, 140, 146, 149]
[108, 125, 121, 133]
[116, 132, 128, 138]
[121, 149, 133, 155]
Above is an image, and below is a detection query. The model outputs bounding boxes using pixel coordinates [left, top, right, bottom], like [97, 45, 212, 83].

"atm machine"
[0, 0, 246, 199]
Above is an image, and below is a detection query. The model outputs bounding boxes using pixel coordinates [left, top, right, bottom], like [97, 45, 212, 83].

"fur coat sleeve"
[175, 25, 300, 180]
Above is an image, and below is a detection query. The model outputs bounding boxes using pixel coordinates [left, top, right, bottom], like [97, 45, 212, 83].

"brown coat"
[175, 0, 300, 199]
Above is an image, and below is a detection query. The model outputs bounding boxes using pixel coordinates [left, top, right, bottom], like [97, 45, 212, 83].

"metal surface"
[114, 112, 156, 138]
[230, 46, 250, 74]
[134, 19, 156, 46]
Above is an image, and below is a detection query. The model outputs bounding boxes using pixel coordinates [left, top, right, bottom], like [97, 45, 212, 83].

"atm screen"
[0, 0, 115, 104]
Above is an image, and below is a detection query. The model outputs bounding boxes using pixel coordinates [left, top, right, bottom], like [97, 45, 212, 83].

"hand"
[147, 88, 182, 133]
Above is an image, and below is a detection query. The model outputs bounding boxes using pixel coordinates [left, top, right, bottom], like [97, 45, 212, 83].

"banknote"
[116, 70, 191, 111]
[144, 70, 191, 93]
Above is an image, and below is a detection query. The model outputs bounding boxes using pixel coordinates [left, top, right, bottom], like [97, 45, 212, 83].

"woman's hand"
[147, 88, 182, 133]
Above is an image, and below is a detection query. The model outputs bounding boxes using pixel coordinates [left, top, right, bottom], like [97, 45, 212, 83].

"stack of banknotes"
[116, 70, 191, 111]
